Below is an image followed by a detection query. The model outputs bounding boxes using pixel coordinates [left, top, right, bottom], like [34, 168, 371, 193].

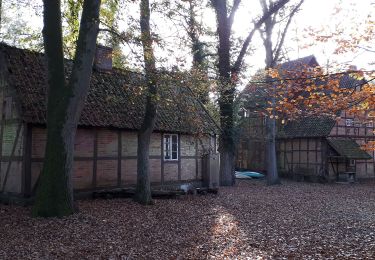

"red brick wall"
[96, 160, 117, 187]
[74, 129, 94, 157]
[29, 127, 207, 191]
[97, 130, 118, 157]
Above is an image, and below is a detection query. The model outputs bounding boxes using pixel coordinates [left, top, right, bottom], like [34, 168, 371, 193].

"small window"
[239, 108, 248, 118]
[164, 134, 178, 161]
[367, 121, 374, 128]
[345, 119, 353, 127]
[349, 159, 356, 167]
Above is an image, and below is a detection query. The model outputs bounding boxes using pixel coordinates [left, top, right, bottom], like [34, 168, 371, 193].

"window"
[367, 121, 374, 128]
[349, 159, 356, 167]
[239, 108, 249, 118]
[345, 119, 354, 127]
[164, 134, 178, 160]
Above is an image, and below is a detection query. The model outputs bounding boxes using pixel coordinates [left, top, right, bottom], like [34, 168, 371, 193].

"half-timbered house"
[236, 56, 374, 182]
[0, 43, 219, 202]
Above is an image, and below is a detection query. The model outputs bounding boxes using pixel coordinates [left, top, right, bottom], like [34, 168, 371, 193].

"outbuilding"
[0, 43, 219, 202]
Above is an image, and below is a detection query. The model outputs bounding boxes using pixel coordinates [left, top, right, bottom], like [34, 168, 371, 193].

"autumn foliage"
[246, 64, 375, 150]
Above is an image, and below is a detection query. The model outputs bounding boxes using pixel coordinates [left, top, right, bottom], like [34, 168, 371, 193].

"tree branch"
[273, 0, 304, 64]
[228, 0, 241, 30]
[231, 0, 290, 74]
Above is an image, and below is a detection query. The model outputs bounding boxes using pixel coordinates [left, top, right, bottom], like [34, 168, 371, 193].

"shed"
[0, 43, 219, 201]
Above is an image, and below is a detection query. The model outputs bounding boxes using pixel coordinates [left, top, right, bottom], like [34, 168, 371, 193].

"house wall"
[277, 138, 328, 181]
[235, 113, 267, 171]
[236, 109, 375, 180]
[329, 111, 375, 179]
[27, 127, 213, 195]
[0, 57, 27, 195]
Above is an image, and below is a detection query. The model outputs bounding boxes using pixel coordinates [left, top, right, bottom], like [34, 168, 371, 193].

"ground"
[1, 180, 375, 259]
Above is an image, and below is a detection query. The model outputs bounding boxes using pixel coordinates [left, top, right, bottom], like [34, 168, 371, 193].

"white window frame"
[349, 159, 356, 167]
[345, 119, 354, 127]
[163, 134, 179, 161]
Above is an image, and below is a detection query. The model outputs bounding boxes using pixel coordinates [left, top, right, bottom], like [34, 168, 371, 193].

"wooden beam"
[92, 128, 98, 188]
[195, 137, 199, 179]
[161, 134, 164, 185]
[22, 123, 32, 197]
[117, 130, 122, 187]
[178, 134, 181, 181]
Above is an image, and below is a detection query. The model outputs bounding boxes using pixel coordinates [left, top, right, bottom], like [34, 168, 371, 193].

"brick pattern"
[31, 127, 46, 158]
[27, 127, 206, 192]
[121, 159, 137, 185]
[150, 159, 161, 183]
[180, 135, 196, 157]
[181, 159, 196, 180]
[150, 133, 161, 156]
[97, 130, 118, 157]
[122, 132, 137, 156]
[74, 129, 94, 157]
[164, 163, 178, 182]
[96, 160, 118, 187]
[73, 161, 93, 189]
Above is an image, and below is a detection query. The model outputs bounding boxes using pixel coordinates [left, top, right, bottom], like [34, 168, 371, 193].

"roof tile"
[1, 43, 218, 134]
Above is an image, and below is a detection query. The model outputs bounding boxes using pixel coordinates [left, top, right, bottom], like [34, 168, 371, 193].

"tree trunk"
[188, 1, 209, 104]
[212, 0, 290, 186]
[219, 141, 235, 185]
[265, 112, 280, 185]
[212, 0, 236, 186]
[32, 0, 101, 217]
[135, 0, 157, 205]
[262, 6, 280, 185]
[218, 88, 236, 186]
[260, 0, 301, 185]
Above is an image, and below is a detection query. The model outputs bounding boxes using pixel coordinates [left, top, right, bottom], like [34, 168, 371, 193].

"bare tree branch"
[272, 0, 304, 64]
[358, 45, 375, 53]
[231, 0, 290, 74]
[227, 0, 241, 30]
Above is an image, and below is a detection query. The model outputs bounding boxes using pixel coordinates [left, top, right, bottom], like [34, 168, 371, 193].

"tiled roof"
[279, 55, 319, 71]
[327, 138, 372, 159]
[241, 55, 366, 138]
[0, 43, 218, 134]
[278, 116, 336, 138]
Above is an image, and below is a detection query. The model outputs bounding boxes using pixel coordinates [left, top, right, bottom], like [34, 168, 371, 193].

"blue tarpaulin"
[235, 171, 265, 179]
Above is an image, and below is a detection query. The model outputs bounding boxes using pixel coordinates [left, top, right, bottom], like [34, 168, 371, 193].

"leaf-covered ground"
[1, 180, 375, 259]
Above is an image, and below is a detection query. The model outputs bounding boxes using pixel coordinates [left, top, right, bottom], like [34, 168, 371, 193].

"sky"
[228, 0, 375, 77]
[1, 0, 374, 88]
